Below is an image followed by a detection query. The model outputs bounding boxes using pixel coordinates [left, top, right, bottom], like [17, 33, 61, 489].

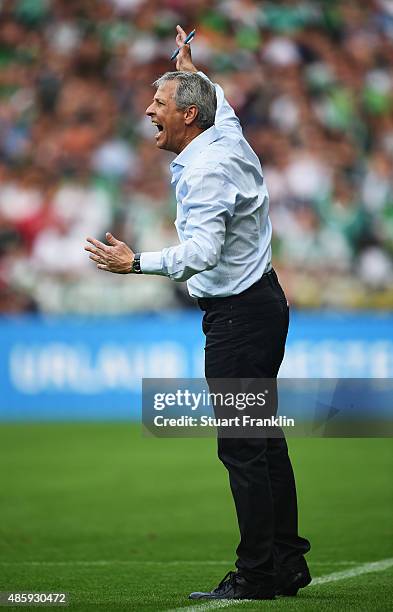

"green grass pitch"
[0, 423, 392, 611]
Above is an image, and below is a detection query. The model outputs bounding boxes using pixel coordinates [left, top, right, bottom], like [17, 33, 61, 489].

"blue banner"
[0, 312, 392, 420]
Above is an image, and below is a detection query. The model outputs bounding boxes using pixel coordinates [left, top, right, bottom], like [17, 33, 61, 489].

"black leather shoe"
[189, 571, 275, 600]
[275, 565, 312, 596]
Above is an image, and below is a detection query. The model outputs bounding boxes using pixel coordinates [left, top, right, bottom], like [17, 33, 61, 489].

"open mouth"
[152, 122, 163, 132]
[153, 123, 165, 143]
[152, 122, 164, 141]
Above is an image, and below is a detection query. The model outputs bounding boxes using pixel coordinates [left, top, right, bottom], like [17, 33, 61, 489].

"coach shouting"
[85, 25, 311, 601]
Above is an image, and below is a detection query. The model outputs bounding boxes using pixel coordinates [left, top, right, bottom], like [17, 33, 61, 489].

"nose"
[146, 103, 154, 116]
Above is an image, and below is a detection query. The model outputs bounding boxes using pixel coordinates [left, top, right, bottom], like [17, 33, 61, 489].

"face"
[145, 80, 192, 154]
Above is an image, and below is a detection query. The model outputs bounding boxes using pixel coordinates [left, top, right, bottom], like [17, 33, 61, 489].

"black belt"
[198, 268, 278, 310]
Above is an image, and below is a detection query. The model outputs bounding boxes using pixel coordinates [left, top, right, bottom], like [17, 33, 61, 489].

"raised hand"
[85, 232, 135, 274]
[175, 25, 197, 73]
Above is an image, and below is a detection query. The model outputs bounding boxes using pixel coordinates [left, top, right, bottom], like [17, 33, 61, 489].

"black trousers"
[198, 270, 310, 583]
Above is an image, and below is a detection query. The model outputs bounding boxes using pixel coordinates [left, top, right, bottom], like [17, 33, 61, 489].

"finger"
[106, 232, 121, 246]
[176, 24, 187, 43]
[177, 25, 187, 37]
[84, 245, 100, 255]
[179, 43, 191, 56]
[89, 254, 103, 263]
[86, 237, 109, 253]
[97, 264, 110, 271]
[87, 238, 108, 252]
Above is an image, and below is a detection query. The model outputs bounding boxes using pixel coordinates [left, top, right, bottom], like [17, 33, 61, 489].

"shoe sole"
[189, 595, 275, 600]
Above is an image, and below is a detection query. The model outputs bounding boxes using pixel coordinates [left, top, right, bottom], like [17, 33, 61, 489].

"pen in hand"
[170, 29, 196, 61]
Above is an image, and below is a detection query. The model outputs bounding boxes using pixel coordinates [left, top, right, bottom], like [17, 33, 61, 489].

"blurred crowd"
[0, 0, 392, 313]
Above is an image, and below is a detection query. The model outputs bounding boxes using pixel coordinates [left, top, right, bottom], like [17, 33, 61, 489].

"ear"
[184, 105, 199, 126]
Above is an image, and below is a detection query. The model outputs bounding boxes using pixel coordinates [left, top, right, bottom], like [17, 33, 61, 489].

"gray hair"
[153, 71, 217, 130]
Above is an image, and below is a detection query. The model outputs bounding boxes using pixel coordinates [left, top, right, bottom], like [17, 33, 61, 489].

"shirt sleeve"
[140, 166, 237, 282]
[198, 71, 242, 134]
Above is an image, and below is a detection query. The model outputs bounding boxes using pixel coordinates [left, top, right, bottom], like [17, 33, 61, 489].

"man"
[85, 25, 311, 601]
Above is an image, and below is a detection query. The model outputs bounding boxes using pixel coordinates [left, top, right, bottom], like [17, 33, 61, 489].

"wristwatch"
[131, 253, 142, 274]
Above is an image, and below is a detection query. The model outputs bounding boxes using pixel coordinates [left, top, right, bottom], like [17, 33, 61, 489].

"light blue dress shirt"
[140, 72, 272, 298]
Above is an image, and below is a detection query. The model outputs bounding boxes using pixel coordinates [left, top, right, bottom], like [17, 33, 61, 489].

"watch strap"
[131, 253, 142, 274]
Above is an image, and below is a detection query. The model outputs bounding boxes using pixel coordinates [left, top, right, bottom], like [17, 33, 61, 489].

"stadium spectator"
[0, 0, 392, 313]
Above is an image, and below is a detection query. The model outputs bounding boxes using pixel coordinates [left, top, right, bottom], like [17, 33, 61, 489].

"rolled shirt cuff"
[140, 251, 165, 275]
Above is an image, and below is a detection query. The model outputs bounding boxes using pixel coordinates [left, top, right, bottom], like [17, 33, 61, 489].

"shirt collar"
[170, 126, 219, 172]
